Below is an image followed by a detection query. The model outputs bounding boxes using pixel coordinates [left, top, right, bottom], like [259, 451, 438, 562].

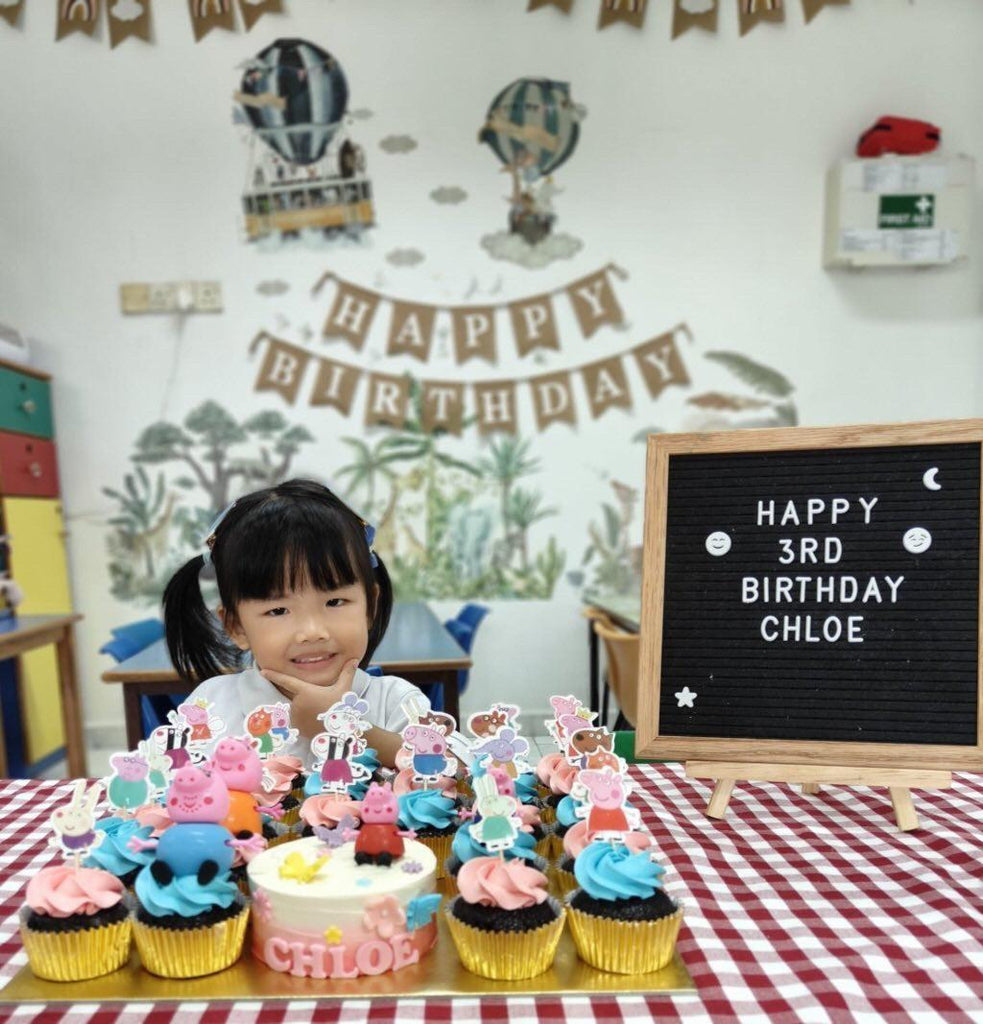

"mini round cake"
[247, 836, 439, 979]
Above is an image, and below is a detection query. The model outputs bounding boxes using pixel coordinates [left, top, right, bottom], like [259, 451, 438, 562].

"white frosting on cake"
[247, 836, 437, 935]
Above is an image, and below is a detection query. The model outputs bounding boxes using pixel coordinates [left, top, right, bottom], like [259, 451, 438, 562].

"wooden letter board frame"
[635, 419, 983, 831]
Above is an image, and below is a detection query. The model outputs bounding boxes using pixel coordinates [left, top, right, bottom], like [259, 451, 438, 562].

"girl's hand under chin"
[260, 658, 359, 738]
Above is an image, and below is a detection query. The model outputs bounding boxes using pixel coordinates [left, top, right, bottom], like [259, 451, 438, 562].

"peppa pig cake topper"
[545, 695, 595, 751]
[572, 766, 641, 843]
[146, 699, 223, 772]
[397, 695, 458, 788]
[49, 780, 104, 869]
[245, 701, 299, 758]
[468, 774, 523, 854]
[310, 691, 371, 796]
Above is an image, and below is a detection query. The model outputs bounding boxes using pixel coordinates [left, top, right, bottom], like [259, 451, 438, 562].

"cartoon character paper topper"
[468, 774, 523, 854]
[466, 703, 520, 742]
[560, 719, 627, 774]
[245, 701, 298, 758]
[397, 695, 458, 786]
[470, 724, 531, 781]
[175, 698, 225, 745]
[147, 699, 224, 771]
[544, 694, 595, 750]
[49, 780, 103, 867]
[310, 691, 371, 795]
[104, 749, 153, 813]
[573, 766, 641, 843]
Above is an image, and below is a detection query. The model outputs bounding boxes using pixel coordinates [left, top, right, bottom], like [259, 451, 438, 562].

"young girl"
[162, 479, 430, 769]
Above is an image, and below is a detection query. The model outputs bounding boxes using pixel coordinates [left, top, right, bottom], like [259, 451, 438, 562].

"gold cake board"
[1, 915, 695, 1004]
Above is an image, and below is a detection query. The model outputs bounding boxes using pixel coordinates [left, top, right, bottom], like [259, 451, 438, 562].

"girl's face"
[223, 580, 371, 687]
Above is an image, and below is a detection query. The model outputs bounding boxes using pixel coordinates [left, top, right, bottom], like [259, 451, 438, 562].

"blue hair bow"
[363, 521, 379, 568]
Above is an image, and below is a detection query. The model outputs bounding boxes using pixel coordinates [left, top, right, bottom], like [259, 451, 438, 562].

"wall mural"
[235, 39, 374, 248]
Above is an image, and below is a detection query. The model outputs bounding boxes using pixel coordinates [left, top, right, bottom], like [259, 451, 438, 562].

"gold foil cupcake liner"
[550, 864, 578, 898]
[417, 832, 454, 880]
[19, 908, 132, 982]
[278, 805, 302, 827]
[566, 897, 683, 975]
[534, 830, 553, 860]
[538, 803, 557, 826]
[132, 901, 249, 978]
[266, 829, 299, 848]
[445, 897, 566, 981]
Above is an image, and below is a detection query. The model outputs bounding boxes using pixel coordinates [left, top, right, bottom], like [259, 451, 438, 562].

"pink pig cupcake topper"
[310, 691, 370, 795]
[398, 694, 458, 789]
[544, 694, 595, 751]
[573, 766, 641, 843]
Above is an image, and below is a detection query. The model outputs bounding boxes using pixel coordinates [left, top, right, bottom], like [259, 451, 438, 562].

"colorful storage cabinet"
[0, 359, 71, 773]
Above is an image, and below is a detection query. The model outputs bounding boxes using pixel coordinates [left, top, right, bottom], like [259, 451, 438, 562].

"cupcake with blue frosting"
[444, 820, 548, 892]
[83, 817, 156, 888]
[566, 840, 682, 974]
[397, 788, 461, 879]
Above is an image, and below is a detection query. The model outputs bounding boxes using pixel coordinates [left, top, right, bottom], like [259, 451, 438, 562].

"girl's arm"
[363, 726, 403, 769]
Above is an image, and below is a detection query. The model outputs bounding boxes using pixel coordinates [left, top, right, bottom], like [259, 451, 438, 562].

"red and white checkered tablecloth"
[0, 765, 981, 1023]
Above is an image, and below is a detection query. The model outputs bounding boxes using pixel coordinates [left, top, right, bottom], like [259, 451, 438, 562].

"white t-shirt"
[181, 666, 431, 770]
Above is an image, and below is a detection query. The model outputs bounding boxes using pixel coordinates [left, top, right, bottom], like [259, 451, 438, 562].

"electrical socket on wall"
[120, 281, 223, 315]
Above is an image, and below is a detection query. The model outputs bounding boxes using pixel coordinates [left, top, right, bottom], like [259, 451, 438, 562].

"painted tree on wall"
[103, 401, 316, 604]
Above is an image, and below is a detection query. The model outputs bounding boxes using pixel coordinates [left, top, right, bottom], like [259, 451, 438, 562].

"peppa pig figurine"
[575, 767, 641, 841]
[129, 765, 260, 885]
[353, 783, 414, 867]
[209, 736, 282, 837]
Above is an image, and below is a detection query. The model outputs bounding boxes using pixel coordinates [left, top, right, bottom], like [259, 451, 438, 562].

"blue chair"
[457, 604, 490, 632]
[100, 619, 175, 740]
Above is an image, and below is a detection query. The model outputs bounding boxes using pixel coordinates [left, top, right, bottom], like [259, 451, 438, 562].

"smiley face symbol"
[705, 531, 732, 557]
[903, 527, 932, 555]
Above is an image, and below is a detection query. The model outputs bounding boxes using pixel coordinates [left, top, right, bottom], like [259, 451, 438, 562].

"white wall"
[1, 0, 981, 750]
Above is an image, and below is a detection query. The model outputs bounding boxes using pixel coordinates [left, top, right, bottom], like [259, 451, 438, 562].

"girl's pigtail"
[162, 555, 239, 682]
[364, 553, 394, 668]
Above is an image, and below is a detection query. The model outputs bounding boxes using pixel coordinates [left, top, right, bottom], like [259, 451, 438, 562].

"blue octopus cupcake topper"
[49, 780, 104, 870]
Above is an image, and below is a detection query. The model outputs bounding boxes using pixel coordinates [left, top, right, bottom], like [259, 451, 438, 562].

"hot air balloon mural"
[479, 78, 582, 247]
[235, 39, 375, 243]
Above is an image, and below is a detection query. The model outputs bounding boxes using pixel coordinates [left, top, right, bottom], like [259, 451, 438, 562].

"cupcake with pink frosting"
[255, 755, 305, 828]
[445, 856, 565, 980]
[20, 864, 132, 981]
[298, 794, 362, 837]
[553, 819, 653, 897]
[538, 758, 579, 825]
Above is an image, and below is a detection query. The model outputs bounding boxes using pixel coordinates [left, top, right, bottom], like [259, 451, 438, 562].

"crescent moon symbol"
[923, 467, 942, 491]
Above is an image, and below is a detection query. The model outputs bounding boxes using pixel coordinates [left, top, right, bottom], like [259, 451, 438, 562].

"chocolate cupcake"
[446, 856, 565, 980]
[396, 789, 461, 880]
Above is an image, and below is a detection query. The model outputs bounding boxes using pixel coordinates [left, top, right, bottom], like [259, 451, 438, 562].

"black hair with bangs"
[162, 479, 392, 683]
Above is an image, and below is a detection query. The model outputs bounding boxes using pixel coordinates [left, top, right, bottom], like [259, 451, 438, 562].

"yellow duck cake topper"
[278, 850, 330, 884]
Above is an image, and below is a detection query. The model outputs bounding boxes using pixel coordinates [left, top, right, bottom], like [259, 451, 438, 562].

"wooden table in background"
[0, 614, 86, 778]
[102, 601, 471, 748]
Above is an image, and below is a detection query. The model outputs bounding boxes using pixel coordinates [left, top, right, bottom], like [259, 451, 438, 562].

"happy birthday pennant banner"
[737, 0, 784, 36]
[251, 325, 691, 435]
[313, 265, 628, 366]
[598, 0, 648, 30]
[187, 0, 235, 42]
[672, 0, 719, 38]
[237, 0, 282, 31]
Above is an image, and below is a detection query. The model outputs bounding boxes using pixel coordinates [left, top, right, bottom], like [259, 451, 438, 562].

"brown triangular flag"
[473, 380, 518, 435]
[529, 0, 574, 10]
[633, 329, 691, 399]
[801, 0, 848, 23]
[509, 295, 560, 358]
[253, 335, 311, 405]
[598, 0, 648, 29]
[672, 0, 718, 38]
[310, 357, 361, 416]
[188, 0, 236, 42]
[452, 306, 498, 365]
[323, 282, 381, 351]
[365, 372, 410, 429]
[56, 0, 101, 40]
[0, 1, 25, 28]
[737, 0, 784, 36]
[237, 0, 281, 32]
[107, 0, 152, 47]
[388, 302, 436, 363]
[421, 381, 466, 436]
[566, 268, 625, 339]
[530, 371, 576, 431]
[581, 355, 632, 418]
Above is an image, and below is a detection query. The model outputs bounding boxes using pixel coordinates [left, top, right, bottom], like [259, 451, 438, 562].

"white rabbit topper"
[468, 774, 522, 854]
[50, 780, 104, 866]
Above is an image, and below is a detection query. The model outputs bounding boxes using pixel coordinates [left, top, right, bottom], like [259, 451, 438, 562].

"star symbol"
[675, 687, 697, 709]
[323, 925, 343, 944]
